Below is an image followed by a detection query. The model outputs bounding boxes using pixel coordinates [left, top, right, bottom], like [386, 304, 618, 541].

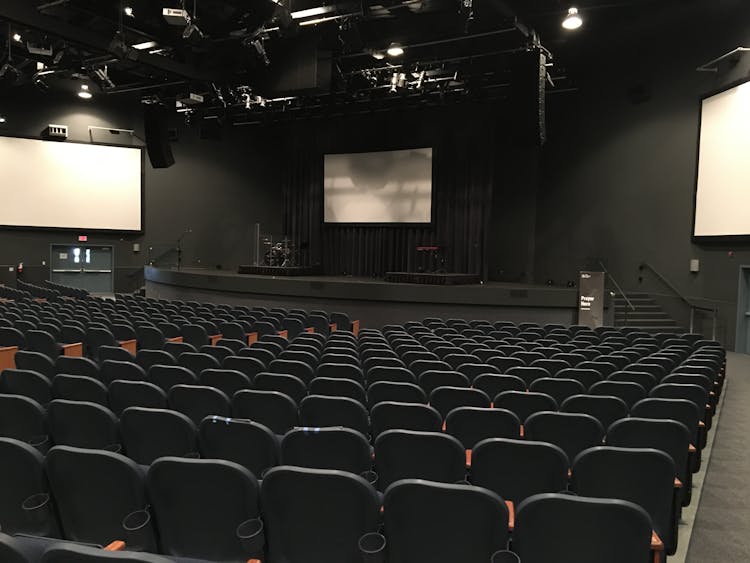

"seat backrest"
[561, 394, 629, 431]
[52, 374, 108, 406]
[135, 349, 176, 372]
[147, 364, 197, 393]
[99, 345, 136, 364]
[232, 389, 299, 435]
[120, 407, 197, 465]
[429, 386, 491, 419]
[199, 368, 252, 398]
[1, 368, 52, 405]
[254, 372, 307, 404]
[13, 351, 56, 378]
[607, 370, 657, 392]
[418, 370, 470, 395]
[56, 356, 100, 379]
[181, 324, 209, 348]
[0, 438, 52, 535]
[26, 330, 61, 359]
[0, 532, 35, 563]
[261, 466, 380, 563]
[199, 416, 279, 478]
[309, 376, 366, 404]
[369, 401, 442, 437]
[607, 417, 690, 483]
[384, 480, 508, 563]
[316, 362, 365, 385]
[100, 360, 147, 385]
[48, 400, 119, 450]
[168, 384, 231, 426]
[471, 438, 569, 505]
[163, 341, 197, 358]
[374, 430, 465, 490]
[45, 446, 155, 546]
[571, 446, 675, 552]
[280, 426, 372, 475]
[514, 493, 652, 563]
[178, 352, 221, 376]
[299, 395, 370, 435]
[223, 356, 266, 382]
[528, 377, 586, 406]
[367, 381, 426, 408]
[147, 457, 260, 560]
[0, 393, 46, 445]
[445, 407, 521, 449]
[524, 411, 604, 464]
[108, 380, 167, 416]
[493, 391, 558, 424]
[631, 398, 700, 445]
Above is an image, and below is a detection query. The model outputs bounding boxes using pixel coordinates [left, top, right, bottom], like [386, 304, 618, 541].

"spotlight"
[0, 116, 6, 123]
[386, 43, 404, 57]
[12, 33, 21, 42]
[124, 6, 134, 18]
[370, 50, 386, 60]
[562, 7, 583, 30]
[78, 84, 92, 99]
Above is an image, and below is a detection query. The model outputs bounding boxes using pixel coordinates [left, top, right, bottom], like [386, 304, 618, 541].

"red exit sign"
[78, 235, 88, 242]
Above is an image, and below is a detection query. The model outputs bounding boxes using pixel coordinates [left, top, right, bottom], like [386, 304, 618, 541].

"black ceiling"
[0, 0, 735, 122]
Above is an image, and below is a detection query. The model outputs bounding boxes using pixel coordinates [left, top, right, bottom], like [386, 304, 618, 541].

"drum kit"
[262, 237, 298, 267]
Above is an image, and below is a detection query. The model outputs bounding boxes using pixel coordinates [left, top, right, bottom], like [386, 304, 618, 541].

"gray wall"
[0, 87, 282, 292]
[535, 3, 750, 346]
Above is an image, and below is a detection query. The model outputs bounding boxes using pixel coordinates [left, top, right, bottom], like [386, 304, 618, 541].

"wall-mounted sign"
[578, 271, 605, 328]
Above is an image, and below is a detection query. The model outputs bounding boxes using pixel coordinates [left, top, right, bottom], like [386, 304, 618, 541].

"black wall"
[535, 1, 750, 346]
[0, 87, 282, 291]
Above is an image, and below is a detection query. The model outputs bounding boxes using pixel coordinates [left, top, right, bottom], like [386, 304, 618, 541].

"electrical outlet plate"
[47, 124, 68, 139]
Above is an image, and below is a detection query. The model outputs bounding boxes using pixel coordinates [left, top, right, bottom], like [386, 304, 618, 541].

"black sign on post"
[578, 271, 605, 328]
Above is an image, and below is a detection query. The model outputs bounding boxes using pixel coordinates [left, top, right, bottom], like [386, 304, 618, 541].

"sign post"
[578, 271, 605, 328]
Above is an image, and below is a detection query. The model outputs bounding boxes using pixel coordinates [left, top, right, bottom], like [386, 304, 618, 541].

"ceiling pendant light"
[78, 84, 92, 99]
[387, 43, 404, 57]
[562, 7, 583, 30]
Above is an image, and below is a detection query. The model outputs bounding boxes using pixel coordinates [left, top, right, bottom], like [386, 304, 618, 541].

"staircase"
[613, 292, 686, 334]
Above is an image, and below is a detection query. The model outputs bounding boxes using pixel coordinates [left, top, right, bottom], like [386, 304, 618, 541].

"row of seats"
[0, 437, 661, 563]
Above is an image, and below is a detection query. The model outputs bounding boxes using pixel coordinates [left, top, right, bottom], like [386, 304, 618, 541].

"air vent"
[47, 124, 68, 139]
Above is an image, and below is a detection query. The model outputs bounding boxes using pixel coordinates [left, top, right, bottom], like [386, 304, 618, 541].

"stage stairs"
[613, 292, 685, 334]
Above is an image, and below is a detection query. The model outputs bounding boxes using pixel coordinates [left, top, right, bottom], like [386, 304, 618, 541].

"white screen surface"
[0, 136, 142, 231]
[694, 81, 750, 237]
[324, 148, 433, 223]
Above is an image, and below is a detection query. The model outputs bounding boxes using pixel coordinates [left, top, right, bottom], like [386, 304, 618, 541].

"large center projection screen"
[0, 137, 142, 231]
[694, 81, 750, 238]
[324, 148, 433, 223]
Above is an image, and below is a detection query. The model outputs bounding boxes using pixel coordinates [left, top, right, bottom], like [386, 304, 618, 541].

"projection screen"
[693, 80, 750, 238]
[324, 148, 433, 223]
[0, 136, 142, 231]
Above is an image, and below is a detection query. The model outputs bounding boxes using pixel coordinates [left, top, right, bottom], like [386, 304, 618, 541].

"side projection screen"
[324, 148, 433, 223]
[0, 136, 142, 231]
[693, 81, 750, 238]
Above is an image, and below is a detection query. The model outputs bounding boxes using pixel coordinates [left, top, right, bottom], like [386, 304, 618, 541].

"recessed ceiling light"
[562, 7, 583, 30]
[132, 41, 158, 50]
[12, 33, 21, 42]
[124, 6, 134, 17]
[0, 117, 6, 123]
[371, 50, 386, 60]
[387, 43, 404, 57]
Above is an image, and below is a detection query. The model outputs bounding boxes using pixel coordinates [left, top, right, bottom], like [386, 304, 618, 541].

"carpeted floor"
[686, 352, 750, 562]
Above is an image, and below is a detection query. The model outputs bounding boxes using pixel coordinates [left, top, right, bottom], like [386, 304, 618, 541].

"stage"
[144, 267, 597, 328]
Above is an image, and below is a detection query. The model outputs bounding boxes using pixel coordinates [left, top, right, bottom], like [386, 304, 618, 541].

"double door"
[50, 244, 114, 294]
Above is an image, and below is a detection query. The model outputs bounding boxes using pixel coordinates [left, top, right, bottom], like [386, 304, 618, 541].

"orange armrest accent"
[248, 560, 262, 563]
[699, 421, 706, 428]
[465, 449, 472, 469]
[304, 327, 314, 333]
[61, 342, 83, 357]
[689, 444, 697, 453]
[167, 336, 183, 343]
[651, 531, 664, 551]
[209, 334, 223, 346]
[329, 323, 338, 332]
[351, 319, 360, 336]
[247, 332, 258, 345]
[104, 541, 125, 551]
[505, 500, 515, 531]
[277, 330, 288, 339]
[519, 425, 524, 438]
[674, 477, 683, 489]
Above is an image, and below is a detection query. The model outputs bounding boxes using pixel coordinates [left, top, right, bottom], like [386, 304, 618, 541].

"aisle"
[685, 352, 750, 562]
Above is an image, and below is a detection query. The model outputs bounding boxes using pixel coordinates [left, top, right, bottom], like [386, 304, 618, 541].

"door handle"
[82, 269, 113, 273]
[52, 269, 83, 273]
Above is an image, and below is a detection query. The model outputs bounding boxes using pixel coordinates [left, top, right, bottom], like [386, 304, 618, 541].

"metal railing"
[598, 262, 635, 326]
[639, 262, 718, 339]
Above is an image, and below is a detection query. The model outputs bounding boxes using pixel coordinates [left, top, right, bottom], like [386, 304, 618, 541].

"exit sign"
[78, 235, 88, 242]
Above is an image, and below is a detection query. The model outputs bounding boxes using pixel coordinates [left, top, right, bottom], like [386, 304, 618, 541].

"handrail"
[639, 262, 718, 338]
[598, 261, 635, 312]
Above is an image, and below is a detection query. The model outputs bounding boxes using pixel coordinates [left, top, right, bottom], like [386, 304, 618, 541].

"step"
[614, 325, 686, 334]
[615, 311, 672, 320]
[615, 297, 657, 306]
[615, 305, 663, 313]
[618, 317, 679, 327]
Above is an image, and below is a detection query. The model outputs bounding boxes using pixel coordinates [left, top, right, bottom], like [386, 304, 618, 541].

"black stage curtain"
[281, 103, 500, 277]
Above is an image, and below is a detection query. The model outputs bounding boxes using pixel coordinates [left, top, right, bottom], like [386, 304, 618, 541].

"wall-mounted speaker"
[143, 104, 175, 168]
[510, 48, 547, 146]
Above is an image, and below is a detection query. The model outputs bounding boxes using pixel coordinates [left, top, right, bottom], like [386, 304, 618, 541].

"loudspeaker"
[144, 104, 175, 168]
[510, 48, 547, 146]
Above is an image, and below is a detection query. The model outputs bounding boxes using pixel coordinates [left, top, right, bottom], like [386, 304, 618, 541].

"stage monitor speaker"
[144, 104, 175, 168]
[510, 48, 547, 146]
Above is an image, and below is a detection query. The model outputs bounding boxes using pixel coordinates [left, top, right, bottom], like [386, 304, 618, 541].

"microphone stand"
[176, 228, 192, 271]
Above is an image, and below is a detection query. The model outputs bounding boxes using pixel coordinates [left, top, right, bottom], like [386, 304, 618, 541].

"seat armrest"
[351, 319, 361, 336]
[465, 449, 472, 469]
[651, 531, 664, 563]
[0, 346, 18, 369]
[209, 334, 223, 346]
[247, 332, 258, 345]
[330, 323, 338, 332]
[505, 500, 515, 532]
[277, 330, 288, 339]
[118, 339, 137, 354]
[104, 541, 125, 551]
[166, 336, 183, 343]
[62, 342, 83, 357]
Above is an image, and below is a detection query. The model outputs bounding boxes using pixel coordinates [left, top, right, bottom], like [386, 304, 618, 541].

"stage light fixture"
[124, 6, 134, 17]
[387, 43, 404, 57]
[0, 116, 6, 123]
[562, 7, 583, 30]
[12, 33, 21, 42]
[78, 84, 92, 99]
[370, 50, 386, 60]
